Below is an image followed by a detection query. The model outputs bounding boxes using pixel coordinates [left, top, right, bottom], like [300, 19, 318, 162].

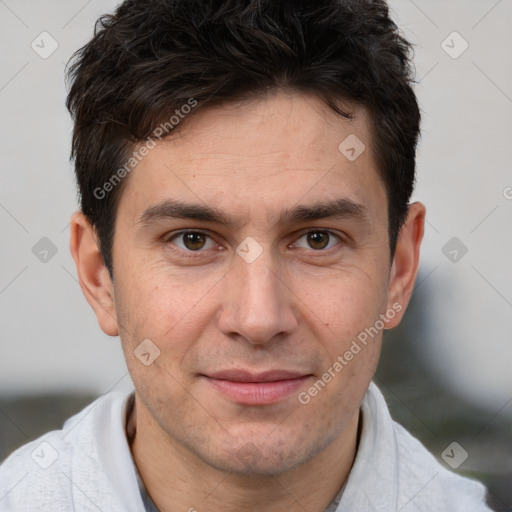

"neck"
[127, 396, 361, 512]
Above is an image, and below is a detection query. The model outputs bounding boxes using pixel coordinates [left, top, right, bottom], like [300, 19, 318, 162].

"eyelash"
[164, 230, 343, 258]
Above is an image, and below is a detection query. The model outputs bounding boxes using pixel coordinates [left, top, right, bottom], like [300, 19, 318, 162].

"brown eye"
[307, 232, 330, 250]
[182, 232, 206, 250]
[293, 231, 340, 251]
[168, 231, 215, 252]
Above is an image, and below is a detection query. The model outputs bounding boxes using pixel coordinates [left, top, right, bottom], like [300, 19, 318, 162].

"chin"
[196, 429, 329, 477]
[209, 450, 305, 477]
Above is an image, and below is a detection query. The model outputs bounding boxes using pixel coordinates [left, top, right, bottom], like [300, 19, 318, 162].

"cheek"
[114, 275, 210, 416]
[296, 271, 386, 409]
[303, 279, 384, 411]
[115, 260, 213, 337]
[113, 265, 223, 386]
[300, 270, 388, 352]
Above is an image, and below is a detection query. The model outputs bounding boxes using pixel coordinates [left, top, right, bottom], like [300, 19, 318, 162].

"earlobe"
[69, 211, 119, 336]
[385, 202, 426, 329]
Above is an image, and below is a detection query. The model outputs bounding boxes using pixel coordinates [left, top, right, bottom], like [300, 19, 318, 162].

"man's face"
[111, 91, 394, 474]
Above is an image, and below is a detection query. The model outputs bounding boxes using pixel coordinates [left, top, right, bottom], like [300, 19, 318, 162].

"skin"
[70, 90, 425, 512]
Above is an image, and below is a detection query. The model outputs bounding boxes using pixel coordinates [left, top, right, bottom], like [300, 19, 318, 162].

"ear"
[69, 211, 119, 336]
[385, 202, 426, 329]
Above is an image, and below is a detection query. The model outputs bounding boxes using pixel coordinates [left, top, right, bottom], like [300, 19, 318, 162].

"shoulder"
[322, 383, 494, 512]
[0, 391, 138, 512]
[366, 383, 492, 511]
[391, 420, 491, 511]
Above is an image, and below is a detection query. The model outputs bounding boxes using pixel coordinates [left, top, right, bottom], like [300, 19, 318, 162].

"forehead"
[118, 91, 386, 228]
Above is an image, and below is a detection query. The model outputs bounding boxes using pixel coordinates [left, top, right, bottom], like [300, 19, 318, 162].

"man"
[0, 0, 493, 510]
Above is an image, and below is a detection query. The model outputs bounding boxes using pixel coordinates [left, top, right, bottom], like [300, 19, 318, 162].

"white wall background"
[0, 1, 511, 416]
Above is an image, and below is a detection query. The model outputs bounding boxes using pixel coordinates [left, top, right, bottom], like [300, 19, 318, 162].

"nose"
[217, 249, 298, 346]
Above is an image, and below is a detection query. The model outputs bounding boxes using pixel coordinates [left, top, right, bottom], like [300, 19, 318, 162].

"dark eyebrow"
[137, 198, 369, 230]
[280, 198, 369, 225]
[137, 200, 244, 230]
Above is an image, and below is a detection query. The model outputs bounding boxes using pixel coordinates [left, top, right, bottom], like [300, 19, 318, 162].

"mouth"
[200, 369, 313, 405]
